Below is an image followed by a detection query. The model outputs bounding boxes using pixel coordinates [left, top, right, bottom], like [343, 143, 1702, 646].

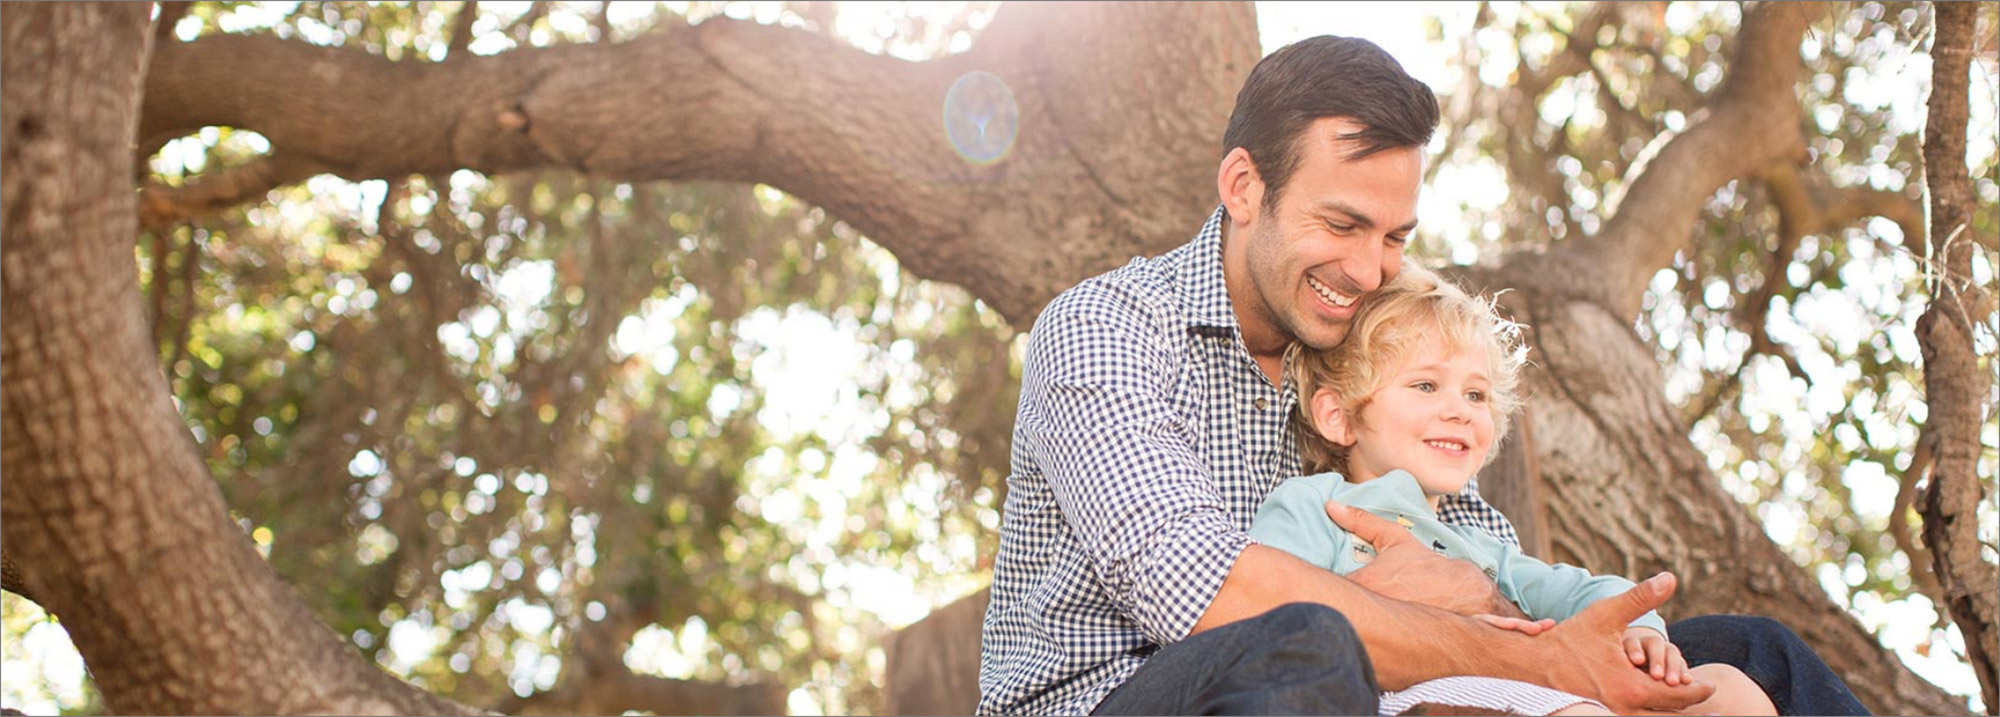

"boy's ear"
[1310, 389, 1356, 447]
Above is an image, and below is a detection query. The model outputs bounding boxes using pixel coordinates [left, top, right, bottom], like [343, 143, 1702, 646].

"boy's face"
[1342, 338, 1496, 503]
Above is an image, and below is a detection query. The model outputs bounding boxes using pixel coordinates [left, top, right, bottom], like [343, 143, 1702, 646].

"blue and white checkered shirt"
[978, 206, 1520, 715]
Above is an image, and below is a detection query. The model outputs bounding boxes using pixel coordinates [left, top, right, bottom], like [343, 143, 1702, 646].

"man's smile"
[1305, 274, 1358, 309]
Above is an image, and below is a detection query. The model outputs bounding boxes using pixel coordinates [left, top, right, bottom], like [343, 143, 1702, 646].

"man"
[978, 35, 1867, 716]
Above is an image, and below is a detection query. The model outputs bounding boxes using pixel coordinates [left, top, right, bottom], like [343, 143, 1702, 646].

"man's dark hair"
[1221, 36, 1440, 212]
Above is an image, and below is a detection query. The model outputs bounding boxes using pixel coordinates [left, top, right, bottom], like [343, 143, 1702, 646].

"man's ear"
[1310, 389, 1356, 447]
[1217, 147, 1264, 224]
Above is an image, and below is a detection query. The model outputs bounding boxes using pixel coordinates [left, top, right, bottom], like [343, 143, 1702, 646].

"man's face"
[1242, 118, 1422, 351]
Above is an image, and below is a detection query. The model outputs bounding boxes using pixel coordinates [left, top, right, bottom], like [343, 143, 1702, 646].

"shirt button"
[1254, 397, 1268, 411]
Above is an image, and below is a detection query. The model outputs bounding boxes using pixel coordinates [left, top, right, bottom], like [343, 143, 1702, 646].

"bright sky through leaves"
[6, 2, 1995, 714]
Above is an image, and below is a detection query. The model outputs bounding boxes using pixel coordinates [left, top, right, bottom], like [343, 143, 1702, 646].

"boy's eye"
[1412, 381, 1435, 393]
[1466, 390, 1487, 403]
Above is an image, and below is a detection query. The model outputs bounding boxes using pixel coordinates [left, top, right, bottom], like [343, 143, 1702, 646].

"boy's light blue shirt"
[1249, 470, 1667, 635]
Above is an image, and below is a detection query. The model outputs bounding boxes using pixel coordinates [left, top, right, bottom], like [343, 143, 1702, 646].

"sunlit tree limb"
[137, 2, 1258, 326]
[1576, 2, 1817, 316]
[1917, 2, 1999, 713]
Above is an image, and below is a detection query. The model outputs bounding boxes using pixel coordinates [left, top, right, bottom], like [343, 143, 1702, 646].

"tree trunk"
[1, 4, 480, 714]
[5, 1, 1981, 714]
[1917, 2, 1999, 712]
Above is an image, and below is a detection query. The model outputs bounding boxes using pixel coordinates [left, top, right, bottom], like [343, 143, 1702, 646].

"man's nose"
[1344, 243, 1388, 293]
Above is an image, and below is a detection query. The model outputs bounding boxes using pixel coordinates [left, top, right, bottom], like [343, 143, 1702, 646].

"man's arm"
[1013, 289, 1249, 645]
[1192, 509, 1717, 713]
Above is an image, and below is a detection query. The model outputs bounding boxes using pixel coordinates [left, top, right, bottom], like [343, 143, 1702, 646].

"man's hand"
[1326, 501, 1527, 619]
[1538, 572, 1715, 713]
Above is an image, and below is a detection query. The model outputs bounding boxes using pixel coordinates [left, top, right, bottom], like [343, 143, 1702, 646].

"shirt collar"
[1178, 205, 1239, 332]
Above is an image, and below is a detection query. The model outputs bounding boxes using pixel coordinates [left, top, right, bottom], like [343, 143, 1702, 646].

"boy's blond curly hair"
[1287, 263, 1530, 476]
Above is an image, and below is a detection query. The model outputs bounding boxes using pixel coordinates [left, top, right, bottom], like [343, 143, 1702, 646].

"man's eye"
[1387, 234, 1409, 246]
[1328, 222, 1356, 234]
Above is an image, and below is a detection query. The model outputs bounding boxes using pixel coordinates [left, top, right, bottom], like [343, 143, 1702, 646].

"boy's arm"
[1196, 506, 1714, 714]
[1482, 532, 1668, 635]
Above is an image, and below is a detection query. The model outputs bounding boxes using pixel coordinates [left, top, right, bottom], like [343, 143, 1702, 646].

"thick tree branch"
[1917, 3, 1999, 712]
[1575, 2, 1819, 316]
[137, 3, 1258, 327]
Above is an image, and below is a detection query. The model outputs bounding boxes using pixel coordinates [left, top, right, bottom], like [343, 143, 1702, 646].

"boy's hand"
[1622, 626, 1691, 685]
[1473, 614, 1557, 635]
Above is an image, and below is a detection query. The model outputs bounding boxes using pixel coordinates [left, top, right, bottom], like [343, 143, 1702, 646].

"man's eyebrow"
[1313, 200, 1418, 234]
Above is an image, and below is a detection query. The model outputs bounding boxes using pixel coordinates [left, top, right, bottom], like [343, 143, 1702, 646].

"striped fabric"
[1379, 676, 1602, 715]
[978, 206, 1522, 715]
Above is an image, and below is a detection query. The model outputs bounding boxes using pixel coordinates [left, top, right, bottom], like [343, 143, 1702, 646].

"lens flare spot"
[943, 71, 1018, 165]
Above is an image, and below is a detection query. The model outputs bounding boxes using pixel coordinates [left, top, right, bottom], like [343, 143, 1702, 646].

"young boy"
[1249, 264, 1775, 716]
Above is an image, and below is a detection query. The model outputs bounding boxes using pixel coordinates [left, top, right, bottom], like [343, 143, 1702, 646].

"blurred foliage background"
[4, 1, 1995, 714]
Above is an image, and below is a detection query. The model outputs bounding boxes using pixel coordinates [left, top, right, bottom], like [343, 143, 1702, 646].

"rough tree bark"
[1917, 2, 1999, 712]
[5, 1, 1984, 715]
[1, 4, 481, 715]
[882, 4, 1968, 716]
[136, 2, 1262, 326]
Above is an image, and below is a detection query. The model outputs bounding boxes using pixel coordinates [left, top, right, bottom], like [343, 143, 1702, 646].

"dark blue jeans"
[1092, 607, 1869, 716]
[1671, 614, 1871, 716]
[1093, 603, 1379, 715]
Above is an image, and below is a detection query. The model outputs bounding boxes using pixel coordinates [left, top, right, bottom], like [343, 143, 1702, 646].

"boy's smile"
[1339, 337, 1496, 507]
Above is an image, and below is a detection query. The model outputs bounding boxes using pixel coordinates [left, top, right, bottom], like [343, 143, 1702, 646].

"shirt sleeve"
[1014, 288, 1248, 646]
[1485, 538, 1667, 635]
[1247, 475, 1351, 572]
